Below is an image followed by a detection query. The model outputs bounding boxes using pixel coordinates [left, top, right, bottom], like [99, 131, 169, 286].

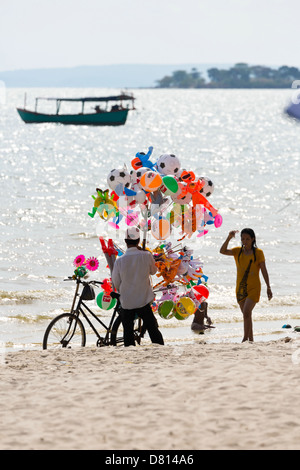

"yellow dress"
[231, 247, 265, 304]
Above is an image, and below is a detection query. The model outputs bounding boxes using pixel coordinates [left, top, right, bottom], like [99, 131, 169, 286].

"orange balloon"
[180, 170, 195, 183]
[151, 218, 171, 240]
[140, 171, 162, 192]
[131, 157, 143, 170]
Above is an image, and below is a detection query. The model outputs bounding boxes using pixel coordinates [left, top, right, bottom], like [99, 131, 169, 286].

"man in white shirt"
[112, 227, 164, 346]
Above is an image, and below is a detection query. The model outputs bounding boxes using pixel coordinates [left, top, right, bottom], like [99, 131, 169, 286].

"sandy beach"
[1, 338, 300, 451]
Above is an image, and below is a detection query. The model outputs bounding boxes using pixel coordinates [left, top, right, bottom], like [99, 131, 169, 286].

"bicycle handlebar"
[63, 276, 120, 300]
[63, 276, 103, 286]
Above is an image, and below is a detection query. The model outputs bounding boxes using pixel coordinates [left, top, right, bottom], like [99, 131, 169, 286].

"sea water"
[0, 87, 299, 351]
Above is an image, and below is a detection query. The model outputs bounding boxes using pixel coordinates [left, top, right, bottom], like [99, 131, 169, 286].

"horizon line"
[0, 61, 296, 74]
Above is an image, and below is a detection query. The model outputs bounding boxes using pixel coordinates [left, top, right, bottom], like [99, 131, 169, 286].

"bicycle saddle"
[110, 292, 120, 299]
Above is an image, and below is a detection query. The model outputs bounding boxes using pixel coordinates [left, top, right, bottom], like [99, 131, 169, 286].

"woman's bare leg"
[239, 298, 256, 342]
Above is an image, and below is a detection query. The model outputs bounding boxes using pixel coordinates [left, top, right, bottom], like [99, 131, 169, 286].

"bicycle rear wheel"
[110, 314, 143, 346]
[110, 314, 124, 346]
[43, 313, 86, 350]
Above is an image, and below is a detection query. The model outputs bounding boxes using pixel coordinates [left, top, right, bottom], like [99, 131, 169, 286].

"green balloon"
[173, 311, 187, 321]
[96, 292, 116, 310]
[162, 176, 179, 194]
[158, 300, 175, 319]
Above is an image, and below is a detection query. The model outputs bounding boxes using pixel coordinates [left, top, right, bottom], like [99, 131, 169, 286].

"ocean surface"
[0, 87, 299, 351]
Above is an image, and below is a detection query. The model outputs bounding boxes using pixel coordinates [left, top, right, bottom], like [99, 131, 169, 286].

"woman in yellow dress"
[220, 228, 273, 342]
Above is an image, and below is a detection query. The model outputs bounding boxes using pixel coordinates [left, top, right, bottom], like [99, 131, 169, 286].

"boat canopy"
[33, 93, 135, 114]
[35, 94, 135, 103]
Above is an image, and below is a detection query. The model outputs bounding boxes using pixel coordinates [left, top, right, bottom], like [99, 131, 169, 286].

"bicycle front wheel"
[43, 313, 86, 350]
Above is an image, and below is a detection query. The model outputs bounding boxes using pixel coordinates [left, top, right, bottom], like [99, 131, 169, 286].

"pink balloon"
[108, 222, 119, 229]
[214, 214, 223, 228]
[197, 230, 208, 237]
[126, 212, 139, 226]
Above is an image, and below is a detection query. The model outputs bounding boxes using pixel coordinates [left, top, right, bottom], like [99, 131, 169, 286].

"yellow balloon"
[175, 297, 195, 318]
[93, 195, 118, 221]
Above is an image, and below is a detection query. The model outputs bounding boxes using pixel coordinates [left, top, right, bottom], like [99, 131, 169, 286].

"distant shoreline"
[0, 63, 298, 89]
[155, 63, 300, 90]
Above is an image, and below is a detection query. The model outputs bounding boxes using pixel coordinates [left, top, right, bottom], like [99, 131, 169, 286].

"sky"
[0, 0, 299, 72]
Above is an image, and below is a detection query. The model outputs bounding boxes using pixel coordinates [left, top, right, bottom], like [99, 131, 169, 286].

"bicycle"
[42, 275, 143, 350]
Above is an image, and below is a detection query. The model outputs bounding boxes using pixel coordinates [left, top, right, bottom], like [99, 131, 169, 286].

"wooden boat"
[17, 93, 135, 126]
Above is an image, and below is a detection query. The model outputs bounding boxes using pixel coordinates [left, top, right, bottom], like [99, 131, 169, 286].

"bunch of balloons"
[88, 146, 222, 242]
[150, 241, 210, 321]
[86, 147, 222, 323]
[152, 241, 208, 287]
[154, 283, 210, 321]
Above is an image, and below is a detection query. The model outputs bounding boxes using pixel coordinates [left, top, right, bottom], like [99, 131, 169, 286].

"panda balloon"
[156, 154, 181, 176]
[199, 177, 214, 198]
[107, 168, 131, 191]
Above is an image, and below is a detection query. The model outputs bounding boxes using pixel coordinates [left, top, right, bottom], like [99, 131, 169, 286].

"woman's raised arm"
[220, 231, 239, 256]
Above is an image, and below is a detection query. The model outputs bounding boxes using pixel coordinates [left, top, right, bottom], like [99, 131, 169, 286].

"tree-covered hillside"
[155, 63, 300, 88]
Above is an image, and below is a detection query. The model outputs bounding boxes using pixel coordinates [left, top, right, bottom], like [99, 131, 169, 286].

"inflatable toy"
[158, 300, 175, 319]
[86, 146, 224, 325]
[151, 218, 171, 240]
[89, 145, 222, 242]
[214, 213, 223, 228]
[174, 297, 195, 320]
[107, 168, 131, 191]
[140, 171, 162, 192]
[199, 177, 214, 197]
[160, 175, 179, 195]
[157, 153, 181, 176]
[132, 146, 155, 170]
[193, 284, 209, 300]
[96, 292, 116, 310]
[89, 189, 118, 220]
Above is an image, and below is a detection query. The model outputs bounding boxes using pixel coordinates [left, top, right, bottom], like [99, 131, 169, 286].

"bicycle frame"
[77, 300, 120, 346]
[44, 276, 146, 350]
[66, 277, 122, 346]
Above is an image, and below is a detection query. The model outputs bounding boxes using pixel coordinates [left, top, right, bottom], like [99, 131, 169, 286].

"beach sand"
[1, 338, 300, 451]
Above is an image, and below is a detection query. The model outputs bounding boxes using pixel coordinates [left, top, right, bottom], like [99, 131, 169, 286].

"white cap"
[125, 227, 140, 240]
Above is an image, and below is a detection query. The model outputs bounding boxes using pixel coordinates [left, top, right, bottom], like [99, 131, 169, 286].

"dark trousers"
[121, 303, 164, 347]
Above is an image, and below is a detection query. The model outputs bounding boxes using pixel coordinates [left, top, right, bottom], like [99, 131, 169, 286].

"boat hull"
[285, 102, 300, 121]
[16, 108, 129, 126]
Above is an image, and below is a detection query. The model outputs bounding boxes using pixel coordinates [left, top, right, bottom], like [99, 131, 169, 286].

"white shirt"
[112, 247, 157, 310]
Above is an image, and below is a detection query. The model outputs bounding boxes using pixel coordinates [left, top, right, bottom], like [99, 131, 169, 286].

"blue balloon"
[135, 146, 156, 169]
